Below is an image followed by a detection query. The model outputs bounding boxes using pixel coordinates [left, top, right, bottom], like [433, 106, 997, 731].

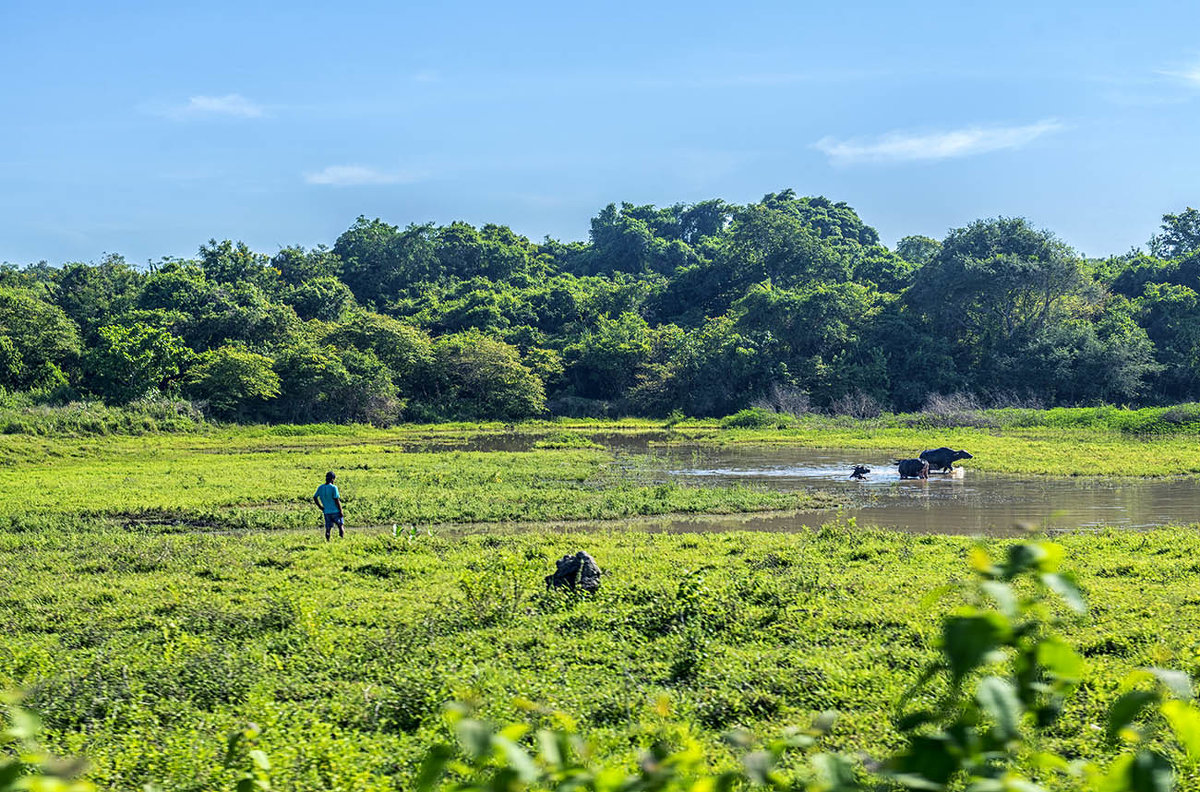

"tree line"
[1, 192, 1198, 423]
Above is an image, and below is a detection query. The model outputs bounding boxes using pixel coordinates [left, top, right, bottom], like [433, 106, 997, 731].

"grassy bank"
[680, 424, 1200, 476]
[4, 524, 1200, 790]
[7, 402, 1200, 478]
[0, 427, 830, 532]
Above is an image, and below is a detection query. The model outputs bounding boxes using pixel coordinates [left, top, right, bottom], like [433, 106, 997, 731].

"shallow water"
[650, 445, 1200, 535]
[392, 431, 1200, 535]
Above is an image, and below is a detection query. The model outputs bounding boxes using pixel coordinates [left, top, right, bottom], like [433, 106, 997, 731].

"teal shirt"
[315, 483, 340, 514]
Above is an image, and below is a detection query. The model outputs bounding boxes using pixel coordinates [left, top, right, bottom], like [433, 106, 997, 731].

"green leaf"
[537, 729, 562, 767]
[493, 736, 539, 783]
[224, 731, 244, 768]
[1002, 779, 1049, 792]
[976, 676, 1023, 742]
[413, 744, 451, 792]
[919, 584, 955, 612]
[1002, 544, 1045, 579]
[1036, 636, 1084, 683]
[811, 752, 861, 791]
[455, 719, 492, 760]
[888, 735, 959, 788]
[249, 749, 271, 772]
[0, 765, 25, 790]
[1148, 668, 1193, 700]
[895, 710, 938, 732]
[8, 708, 40, 742]
[1030, 751, 1071, 772]
[1162, 699, 1200, 758]
[1035, 542, 1064, 573]
[964, 781, 1004, 792]
[1107, 690, 1159, 742]
[942, 612, 1010, 685]
[1040, 573, 1086, 614]
[1127, 749, 1172, 792]
[980, 581, 1017, 618]
[743, 750, 773, 785]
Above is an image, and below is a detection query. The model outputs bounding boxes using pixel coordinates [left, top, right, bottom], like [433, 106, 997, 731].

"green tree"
[334, 217, 438, 304]
[732, 281, 889, 406]
[895, 234, 941, 267]
[429, 331, 546, 420]
[184, 345, 281, 419]
[284, 276, 355, 321]
[563, 312, 656, 399]
[270, 245, 342, 285]
[55, 255, 142, 341]
[761, 190, 880, 247]
[629, 315, 775, 416]
[1149, 207, 1200, 259]
[0, 287, 82, 390]
[272, 343, 403, 425]
[905, 218, 1090, 395]
[86, 322, 193, 403]
[1136, 282, 1200, 399]
[322, 312, 434, 395]
[722, 203, 851, 288]
[198, 239, 274, 290]
[139, 263, 298, 352]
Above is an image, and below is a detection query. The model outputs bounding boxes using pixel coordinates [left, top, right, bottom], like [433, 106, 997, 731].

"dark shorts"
[324, 513, 344, 530]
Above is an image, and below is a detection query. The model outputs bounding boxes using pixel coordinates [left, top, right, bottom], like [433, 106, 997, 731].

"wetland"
[5, 413, 1200, 789]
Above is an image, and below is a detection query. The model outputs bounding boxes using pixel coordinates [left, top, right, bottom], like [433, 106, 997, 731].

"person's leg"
[324, 513, 333, 541]
[338, 516, 344, 538]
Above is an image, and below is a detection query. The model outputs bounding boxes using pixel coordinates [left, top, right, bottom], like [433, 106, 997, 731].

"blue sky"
[2, 0, 1198, 265]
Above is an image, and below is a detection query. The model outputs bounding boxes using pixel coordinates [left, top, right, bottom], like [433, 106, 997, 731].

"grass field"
[0, 425, 832, 533]
[5, 524, 1200, 790]
[6, 413, 1200, 789]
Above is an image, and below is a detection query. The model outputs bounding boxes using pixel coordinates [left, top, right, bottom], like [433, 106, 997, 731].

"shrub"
[184, 345, 280, 419]
[720, 407, 791, 429]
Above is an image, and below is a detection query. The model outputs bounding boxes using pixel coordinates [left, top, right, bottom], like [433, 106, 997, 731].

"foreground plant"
[0, 695, 93, 792]
[409, 540, 1200, 791]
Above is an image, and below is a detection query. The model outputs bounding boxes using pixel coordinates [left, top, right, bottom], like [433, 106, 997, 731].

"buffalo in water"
[849, 465, 870, 480]
[896, 458, 930, 479]
[919, 447, 973, 473]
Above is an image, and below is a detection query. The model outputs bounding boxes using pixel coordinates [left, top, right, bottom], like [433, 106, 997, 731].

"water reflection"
[657, 445, 1199, 535]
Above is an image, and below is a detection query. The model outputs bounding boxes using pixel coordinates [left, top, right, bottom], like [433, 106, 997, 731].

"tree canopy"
[1, 194, 1196, 421]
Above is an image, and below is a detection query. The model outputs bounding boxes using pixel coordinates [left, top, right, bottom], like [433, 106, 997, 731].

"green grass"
[0, 426, 832, 532]
[4, 523, 1200, 790]
[7, 413, 1200, 788]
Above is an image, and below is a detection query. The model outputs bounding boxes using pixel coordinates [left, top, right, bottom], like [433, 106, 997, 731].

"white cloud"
[1158, 63, 1200, 86]
[175, 94, 265, 118]
[412, 69, 440, 83]
[814, 120, 1063, 164]
[304, 165, 420, 186]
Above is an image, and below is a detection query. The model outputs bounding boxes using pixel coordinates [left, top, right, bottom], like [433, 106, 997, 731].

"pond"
[393, 431, 1199, 535]
[645, 444, 1200, 535]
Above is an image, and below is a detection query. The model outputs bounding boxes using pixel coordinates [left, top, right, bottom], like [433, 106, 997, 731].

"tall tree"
[1149, 207, 1200, 259]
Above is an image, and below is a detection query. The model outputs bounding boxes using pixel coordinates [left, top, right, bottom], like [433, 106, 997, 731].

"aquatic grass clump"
[720, 408, 794, 429]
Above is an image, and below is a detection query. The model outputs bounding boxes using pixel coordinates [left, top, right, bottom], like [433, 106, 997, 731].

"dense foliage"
[3, 194, 1198, 421]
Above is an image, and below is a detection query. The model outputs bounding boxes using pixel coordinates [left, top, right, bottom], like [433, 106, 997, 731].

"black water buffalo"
[849, 465, 870, 480]
[896, 458, 930, 479]
[919, 447, 973, 473]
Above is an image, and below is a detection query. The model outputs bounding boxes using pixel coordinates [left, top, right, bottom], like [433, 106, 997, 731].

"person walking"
[313, 471, 344, 541]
